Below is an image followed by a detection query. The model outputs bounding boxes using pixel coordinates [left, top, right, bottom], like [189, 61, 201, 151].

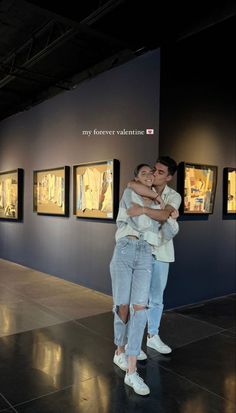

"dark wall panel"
[159, 17, 236, 308]
[0, 50, 160, 294]
[0, 16, 235, 309]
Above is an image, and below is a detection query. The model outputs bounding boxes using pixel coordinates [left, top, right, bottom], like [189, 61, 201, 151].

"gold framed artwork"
[223, 167, 236, 215]
[178, 162, 217, 214]
[73, 159, 119, 220]
[0, 169, 23, 220]
[33, 166, 69, 216]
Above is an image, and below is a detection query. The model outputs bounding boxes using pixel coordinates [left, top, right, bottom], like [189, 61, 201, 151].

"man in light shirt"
[127, 156, 181, 354]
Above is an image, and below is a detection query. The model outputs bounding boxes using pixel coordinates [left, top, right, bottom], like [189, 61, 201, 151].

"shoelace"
[131, 372, 145, 386]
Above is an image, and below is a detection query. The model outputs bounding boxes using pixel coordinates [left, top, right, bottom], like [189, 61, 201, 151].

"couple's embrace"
[110, 156, 181, 396]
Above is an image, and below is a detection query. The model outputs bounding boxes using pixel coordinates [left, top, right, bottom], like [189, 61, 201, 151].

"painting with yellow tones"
[0, 169, 23, 220]
[178, 162, 217, 214]
[33, 166, 69, 216]
[73, 159, 119, 220]
[223, 168, 236, 215]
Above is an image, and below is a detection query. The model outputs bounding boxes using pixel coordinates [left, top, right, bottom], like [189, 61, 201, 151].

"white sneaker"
[137, 349, 147, 361]
[113, 352, 128, 371]
[147, 335, 172, 354]
[124, 371, 150, 395]
[125, 344, 147, 361]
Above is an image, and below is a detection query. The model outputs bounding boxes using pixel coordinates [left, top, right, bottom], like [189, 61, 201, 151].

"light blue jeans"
[147, 257, 169, 336]
[110, 237, 152, 356]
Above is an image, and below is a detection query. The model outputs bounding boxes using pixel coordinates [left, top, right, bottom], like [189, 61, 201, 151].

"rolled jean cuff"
[114, 336, 127, 346]
[148, 329, 158, 336]
[125, 350, 140, 356]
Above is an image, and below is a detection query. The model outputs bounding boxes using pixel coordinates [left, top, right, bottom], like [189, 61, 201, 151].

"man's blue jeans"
[147, 257, 169, 336]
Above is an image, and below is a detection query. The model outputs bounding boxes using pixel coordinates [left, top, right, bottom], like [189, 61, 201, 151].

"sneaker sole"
[124, 379, 150, 396]
[147, 342, 172, 354]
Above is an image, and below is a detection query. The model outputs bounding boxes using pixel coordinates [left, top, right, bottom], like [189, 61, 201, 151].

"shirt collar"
[161, 185, 170, 198]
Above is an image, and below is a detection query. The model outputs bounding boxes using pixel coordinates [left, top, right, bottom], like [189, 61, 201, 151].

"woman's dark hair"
[134, 163, 152, 177]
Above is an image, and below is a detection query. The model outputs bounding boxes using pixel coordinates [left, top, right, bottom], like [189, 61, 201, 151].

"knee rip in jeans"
[113, 304, 129, 323]
[130, 304, 148, 315]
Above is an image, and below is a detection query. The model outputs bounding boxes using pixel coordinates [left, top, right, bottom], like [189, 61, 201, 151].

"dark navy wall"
[0, 16, 235, 309]
[0, 50, 160, 294]
[159, 17, 236, 308]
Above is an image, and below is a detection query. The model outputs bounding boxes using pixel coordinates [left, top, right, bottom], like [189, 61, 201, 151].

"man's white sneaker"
[137, 349, 147, 361]
[113, 352, 128, 371]
[125, 344, 147, 361]
[124, 371, 150, 395]
[147, 335, 172, 354]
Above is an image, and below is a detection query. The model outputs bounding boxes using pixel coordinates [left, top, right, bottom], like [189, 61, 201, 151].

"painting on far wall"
[73, 159, 119, 220]
[178, 162, 217, 214]
[33, 166, 69, 216]
[0, 169, 23, 220]
[223, 167, 236, 215]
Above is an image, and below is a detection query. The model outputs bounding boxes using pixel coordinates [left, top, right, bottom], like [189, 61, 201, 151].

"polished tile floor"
[0, 258, 235, 412]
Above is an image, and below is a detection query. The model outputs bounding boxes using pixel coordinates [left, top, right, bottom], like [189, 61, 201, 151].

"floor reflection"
[32, 331, 62, 387]
[72, 374, 110, 412]
[0, 304, 13, 335]
[224, 373, 236, 411]
[0, 259, 235, 413]
[181, 395, 208, 413]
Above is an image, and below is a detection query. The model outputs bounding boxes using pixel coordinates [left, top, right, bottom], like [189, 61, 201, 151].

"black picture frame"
[73, 159, 119, 220]
[33, 166, 69, 216]
[0, 168, 23, 220]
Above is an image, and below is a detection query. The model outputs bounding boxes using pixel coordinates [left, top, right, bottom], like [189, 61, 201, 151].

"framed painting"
[33, 166, 69, 216]
[73, 159, 119, 220]
[0, 168, 23, 220]
[223, 167, 236, 215]
[178, 162, 217, 214]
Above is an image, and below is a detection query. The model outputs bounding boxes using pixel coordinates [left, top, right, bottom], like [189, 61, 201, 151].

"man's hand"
[170, 209, 179, 219]
[127, 203, 143, 217]
[154, 194, 165, 209]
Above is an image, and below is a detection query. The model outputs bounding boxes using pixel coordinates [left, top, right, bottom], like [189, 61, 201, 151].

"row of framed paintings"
[0, 160, 120, 220]
[0, 160, 235, 221]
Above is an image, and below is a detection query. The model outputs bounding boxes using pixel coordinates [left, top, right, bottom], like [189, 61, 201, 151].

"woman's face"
[135, 165, 154, 187]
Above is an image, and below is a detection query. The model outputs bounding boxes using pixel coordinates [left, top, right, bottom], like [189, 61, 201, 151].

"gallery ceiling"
[0, 0, 235, 122]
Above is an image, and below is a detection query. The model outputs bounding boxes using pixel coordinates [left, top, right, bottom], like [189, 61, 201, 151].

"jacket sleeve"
[159, 217, 179, 243]
[166, 191, 182, 210]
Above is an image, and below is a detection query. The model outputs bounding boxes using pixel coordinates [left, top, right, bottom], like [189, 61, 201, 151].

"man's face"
[153, 162, 172, 186]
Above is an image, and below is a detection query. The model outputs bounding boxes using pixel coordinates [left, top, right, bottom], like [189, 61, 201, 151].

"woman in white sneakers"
[110, 164, 178, 396]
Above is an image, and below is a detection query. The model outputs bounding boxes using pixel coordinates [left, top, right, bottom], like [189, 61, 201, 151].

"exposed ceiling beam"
[0, 19, 78, 89]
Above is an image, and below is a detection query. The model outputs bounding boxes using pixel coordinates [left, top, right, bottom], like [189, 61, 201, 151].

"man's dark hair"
[134, 163, 151, 177]
[156, 156, 178, 176]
